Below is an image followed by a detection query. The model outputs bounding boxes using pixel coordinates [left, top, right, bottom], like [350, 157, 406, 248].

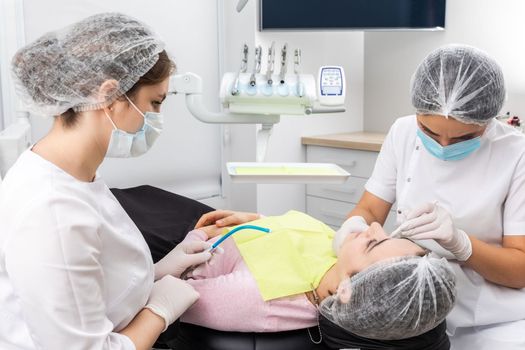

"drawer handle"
[326, 159, 356, 168]
[320, 210, 348, 221]
[322, 188, 356, 195]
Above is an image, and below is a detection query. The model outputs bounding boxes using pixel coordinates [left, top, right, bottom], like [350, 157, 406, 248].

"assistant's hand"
[332, 216, 369, 256]
[145, 275, 199, 331]
[195, 210, 261, 229]
[155, 240, 212, 280]
[399, 202, 472, 261]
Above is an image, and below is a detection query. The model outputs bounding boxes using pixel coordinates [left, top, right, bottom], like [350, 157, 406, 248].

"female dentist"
[333, 44, 525, 349]
[0, 13, 213, 350]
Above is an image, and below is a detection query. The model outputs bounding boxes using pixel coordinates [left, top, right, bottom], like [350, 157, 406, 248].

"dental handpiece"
[389, 225, 404, 238]
[294, 48, 304, 97]
[249, 46, 262, 87]
[389, 208, 406, 238]
[232, 44, 249, 96]
[266, 41, 276, 85]
[279, 43, 288, 84]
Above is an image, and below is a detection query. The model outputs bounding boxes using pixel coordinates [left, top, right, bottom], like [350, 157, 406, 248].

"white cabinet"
[305, 145, 397, 231]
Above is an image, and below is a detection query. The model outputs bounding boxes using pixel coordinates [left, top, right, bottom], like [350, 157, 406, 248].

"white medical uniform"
[365, 115, 525, 349]
[0, 150, 154, 349]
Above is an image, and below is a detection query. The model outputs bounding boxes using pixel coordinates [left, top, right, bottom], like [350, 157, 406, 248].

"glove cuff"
[448, 229, 472, 262]
[144, 305, 169, 332]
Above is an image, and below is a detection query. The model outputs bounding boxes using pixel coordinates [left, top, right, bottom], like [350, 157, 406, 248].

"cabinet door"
[306, 146, 378, 178]
[307, 177, 367, 204]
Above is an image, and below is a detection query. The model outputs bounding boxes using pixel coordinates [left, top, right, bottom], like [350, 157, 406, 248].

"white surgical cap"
[11, 12, 165, 117]
[410, 44, 505, 125]
[319, 255, 456, 340]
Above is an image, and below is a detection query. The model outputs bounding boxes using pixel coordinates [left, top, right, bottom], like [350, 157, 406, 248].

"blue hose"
[210, 224, 270, 251]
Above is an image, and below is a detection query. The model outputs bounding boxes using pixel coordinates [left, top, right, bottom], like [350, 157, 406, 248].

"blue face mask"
[416, 128, 481, 161]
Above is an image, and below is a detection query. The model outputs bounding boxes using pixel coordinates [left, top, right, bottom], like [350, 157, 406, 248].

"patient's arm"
[180, 230, 318, 332]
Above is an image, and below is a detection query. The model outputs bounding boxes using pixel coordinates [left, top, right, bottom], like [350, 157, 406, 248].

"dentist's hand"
[155, 240, 212, 280]
[195, 210, 261, 229]
[399, 202, 472, 261]
[333, 216, 369, 256]
[145, 275, 199, 331]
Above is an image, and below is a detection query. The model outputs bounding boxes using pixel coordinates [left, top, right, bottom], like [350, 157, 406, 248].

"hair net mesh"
[410, 44, 505, 125]
[319, 255, 456, 340]
[11, 12, 165, 117]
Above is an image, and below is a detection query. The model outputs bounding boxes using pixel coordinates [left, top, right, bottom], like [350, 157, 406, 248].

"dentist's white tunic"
[0, 150, 154, 349]
[365, 115, 525, 349]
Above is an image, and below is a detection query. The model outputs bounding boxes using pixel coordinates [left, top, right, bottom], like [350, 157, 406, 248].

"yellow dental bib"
[231, 210, 337, 301]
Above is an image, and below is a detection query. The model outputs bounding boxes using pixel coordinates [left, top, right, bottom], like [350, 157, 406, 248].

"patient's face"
[338, 222, 425, 277]
[315, 223, 425, 302]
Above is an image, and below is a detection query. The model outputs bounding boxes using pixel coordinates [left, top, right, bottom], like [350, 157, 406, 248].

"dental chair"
[111, 185, 450, 350]
[168, 322, 327, 350]
[110, 185, 328, 350]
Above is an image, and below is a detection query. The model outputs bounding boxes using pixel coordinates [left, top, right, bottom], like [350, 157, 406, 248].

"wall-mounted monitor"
[260, 0, 446, 31]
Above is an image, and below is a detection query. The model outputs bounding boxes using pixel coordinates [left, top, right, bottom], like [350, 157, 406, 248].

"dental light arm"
[170, 46, 346, 163]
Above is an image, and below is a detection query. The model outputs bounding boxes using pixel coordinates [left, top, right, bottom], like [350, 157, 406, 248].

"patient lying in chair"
[180, 211, 456, 341]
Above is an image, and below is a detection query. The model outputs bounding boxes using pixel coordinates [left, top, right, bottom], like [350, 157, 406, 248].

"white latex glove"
[399, 202, 472, 261]
[145, 275, 199, 331]
[333, 216, 369, 256]
[155, 240, 213, 280]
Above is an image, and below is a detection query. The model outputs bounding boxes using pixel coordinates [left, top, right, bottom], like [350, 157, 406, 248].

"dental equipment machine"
[170, 43, 349, 183]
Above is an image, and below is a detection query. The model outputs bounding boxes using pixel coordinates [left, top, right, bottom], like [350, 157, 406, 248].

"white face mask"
[104, 95, 164, 158]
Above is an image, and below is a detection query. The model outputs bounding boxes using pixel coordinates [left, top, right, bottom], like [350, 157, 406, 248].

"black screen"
[260, 0, 446, 30]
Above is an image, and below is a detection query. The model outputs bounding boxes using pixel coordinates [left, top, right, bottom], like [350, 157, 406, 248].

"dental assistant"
[334, 44, 525, 349]
[0, 13, 213, 350]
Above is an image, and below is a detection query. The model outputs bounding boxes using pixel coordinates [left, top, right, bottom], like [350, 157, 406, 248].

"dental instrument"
[209, 224, 270, 253]
[249, 45, 262, 87]
[294, 49, 304, 97]
[180, 224, 270, 280]
[231, 44, 249, 96]
[266, 41, 275, 86]
[389, 225, 404, 238]
[278, 43, 288, 85]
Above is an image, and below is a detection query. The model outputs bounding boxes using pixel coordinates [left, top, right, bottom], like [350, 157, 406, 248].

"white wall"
[364, 0, 525, 132]
[22, 0, 224, 202]
[219, 0, 259, 212]
[222, 3, 365, 215]
[0, 0, 25, 131]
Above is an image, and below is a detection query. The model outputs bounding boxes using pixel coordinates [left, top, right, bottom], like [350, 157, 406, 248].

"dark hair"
[60, 50, 175, 128]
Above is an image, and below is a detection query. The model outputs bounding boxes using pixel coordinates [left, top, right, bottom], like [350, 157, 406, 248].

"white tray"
[227, 162, 351, 184]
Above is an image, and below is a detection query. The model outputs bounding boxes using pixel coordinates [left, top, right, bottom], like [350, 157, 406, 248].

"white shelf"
[227, 162, 350, 184]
